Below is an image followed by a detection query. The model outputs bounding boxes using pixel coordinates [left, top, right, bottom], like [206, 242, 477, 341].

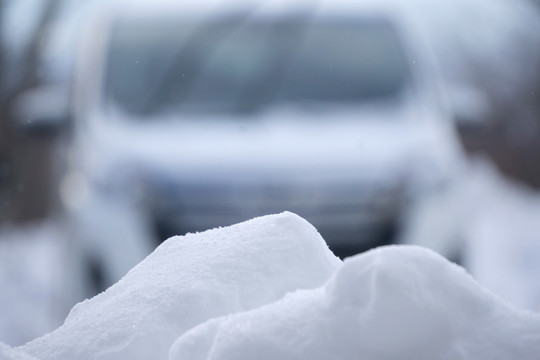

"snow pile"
[19, 212, 340, 360]
[0, 342, 37, 360]
[170, 246, 540, 360]
[5, 212, 540, 359]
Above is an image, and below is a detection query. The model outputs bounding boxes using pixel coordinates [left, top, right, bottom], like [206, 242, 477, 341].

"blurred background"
[1, 0, 540, 346]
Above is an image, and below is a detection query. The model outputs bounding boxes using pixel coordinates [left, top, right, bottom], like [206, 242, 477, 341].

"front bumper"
[147, 179, 404, 251]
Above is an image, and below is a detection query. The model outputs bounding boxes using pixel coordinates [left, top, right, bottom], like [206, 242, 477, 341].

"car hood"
[85, 106, 457, 185]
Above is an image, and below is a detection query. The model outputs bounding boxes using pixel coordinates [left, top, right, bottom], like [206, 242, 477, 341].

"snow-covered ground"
[0, 221, 73, 347]
[402, 159, 540, 311]
[0, 211, 539, 359]
[461, 164, 540, 311]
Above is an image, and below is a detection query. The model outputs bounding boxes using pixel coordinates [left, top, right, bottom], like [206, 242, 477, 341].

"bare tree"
[0, 0, 63, 223]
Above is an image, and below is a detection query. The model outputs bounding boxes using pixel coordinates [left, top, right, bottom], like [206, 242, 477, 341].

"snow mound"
[170, 246, 540, 360]
[20, 212, 340, 360]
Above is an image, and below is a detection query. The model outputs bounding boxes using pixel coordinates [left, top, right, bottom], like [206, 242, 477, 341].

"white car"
[21, 0, 466, 292]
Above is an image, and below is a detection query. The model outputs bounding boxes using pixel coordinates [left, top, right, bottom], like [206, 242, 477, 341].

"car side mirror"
[12, 85, 71, 137]
[446, 84, 491, 131]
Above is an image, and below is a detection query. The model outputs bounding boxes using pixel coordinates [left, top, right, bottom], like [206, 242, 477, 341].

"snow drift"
[170, 246, 540, 360]
[19, 212, 340, 360]
[8, 212, 540, 359]
[0, 342, 37, 360]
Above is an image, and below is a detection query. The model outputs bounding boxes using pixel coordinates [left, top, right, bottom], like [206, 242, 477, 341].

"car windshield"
[105, 15, 410, 116]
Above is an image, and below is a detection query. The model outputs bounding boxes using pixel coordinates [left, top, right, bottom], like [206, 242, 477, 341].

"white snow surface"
[170, 246, 540, 360]
[0, 342, 37, 360]
[6, 212, 540, 359]
[19, 212, 340, 360]
[0, 221, 71, 346]
[402, 159, 540, 311]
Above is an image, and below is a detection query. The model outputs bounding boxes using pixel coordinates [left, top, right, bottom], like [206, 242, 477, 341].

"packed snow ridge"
[3, 212, 540, 359]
